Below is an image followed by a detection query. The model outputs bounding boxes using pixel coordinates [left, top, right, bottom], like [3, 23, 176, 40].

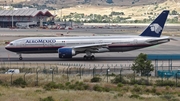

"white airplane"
[5, 10, 171, 60]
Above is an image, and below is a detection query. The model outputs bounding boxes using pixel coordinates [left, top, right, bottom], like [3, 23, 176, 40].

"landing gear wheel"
[19, 57, 23, 60]
[90, 55, 95, 60]
[83, 55, 89, 60]
[84, 51, 95, 60]
[83, 55, 87, 60]
[18, 54, 23, 60]
[83, 55, 95, 60]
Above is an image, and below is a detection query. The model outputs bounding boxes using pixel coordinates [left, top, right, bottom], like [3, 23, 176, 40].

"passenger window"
[10, 43, 13, 45]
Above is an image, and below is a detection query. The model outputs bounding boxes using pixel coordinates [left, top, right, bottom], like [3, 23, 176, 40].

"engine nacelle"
[58, 48, 76, 58]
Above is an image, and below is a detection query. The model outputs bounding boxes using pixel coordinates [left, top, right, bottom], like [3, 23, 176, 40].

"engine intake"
[58, 48, 76, 58]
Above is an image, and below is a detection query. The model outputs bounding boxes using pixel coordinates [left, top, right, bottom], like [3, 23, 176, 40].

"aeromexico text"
[26, 39, 56, 43]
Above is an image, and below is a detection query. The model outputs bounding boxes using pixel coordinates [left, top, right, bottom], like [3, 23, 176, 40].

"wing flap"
[63, 43, 112, 49]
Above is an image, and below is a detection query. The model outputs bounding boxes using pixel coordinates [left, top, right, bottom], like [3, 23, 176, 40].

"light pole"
[93, 67, 96, 78]
[79, 65, 82, 79]
[4, 1, 7, 9]
[50, 68, 54, 82]
[120, 68, 123, 82]
[60, 0, 63, 21]
[67, 65, 70, 81]
[61, 7, 63, 20]
[176, 70, 180, 87]
[107, 68, 110, 83]
[11, 0, 14, 28]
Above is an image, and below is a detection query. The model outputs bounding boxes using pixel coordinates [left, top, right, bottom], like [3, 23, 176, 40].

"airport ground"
[0, 25, 180, 66]
[0, 25, 180, 101]
[0, 25, 180, 76]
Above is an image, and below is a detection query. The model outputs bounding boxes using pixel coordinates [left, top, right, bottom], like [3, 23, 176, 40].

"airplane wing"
[62, 42, 112, 53]
[72, 42, 112, 48]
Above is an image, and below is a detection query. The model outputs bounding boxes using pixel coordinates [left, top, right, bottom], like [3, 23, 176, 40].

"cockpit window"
[10, 43, 13, 45]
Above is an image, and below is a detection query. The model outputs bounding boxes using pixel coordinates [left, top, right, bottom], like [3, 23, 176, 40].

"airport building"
[0, 8, 54, 28]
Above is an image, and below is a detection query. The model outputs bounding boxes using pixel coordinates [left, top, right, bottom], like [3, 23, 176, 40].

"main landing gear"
[83, 55, 95, 60]
[19, 54, 23, 60]
[83, 51, 95, 60]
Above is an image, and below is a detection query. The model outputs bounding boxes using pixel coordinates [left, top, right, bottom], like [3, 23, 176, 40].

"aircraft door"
[16, 40, 26, 47]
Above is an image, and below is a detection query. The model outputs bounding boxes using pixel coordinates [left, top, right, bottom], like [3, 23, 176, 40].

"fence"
[0, 62, 132, 74]
[0, 62, 180, 87]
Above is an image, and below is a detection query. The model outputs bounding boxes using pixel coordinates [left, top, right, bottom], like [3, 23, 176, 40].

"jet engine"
[58, 48, 76, 58]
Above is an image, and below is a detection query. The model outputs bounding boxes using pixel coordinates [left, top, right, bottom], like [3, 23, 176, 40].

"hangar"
[0, 8, 54, 28]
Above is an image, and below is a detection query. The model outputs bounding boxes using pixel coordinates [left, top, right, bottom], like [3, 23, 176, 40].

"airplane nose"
[5, 44, 10, 50]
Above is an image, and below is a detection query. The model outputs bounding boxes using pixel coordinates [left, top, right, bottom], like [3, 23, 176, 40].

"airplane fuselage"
[5, 35, 170, 54]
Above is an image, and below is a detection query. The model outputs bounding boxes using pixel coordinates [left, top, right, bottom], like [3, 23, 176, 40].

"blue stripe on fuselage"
[5, 47, 63, 53]
[5, 44, 152, 53]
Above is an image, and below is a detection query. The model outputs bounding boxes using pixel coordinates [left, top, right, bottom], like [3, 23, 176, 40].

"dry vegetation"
[0, 72, 180, 101]
[52, 0, 180, 20]
[0, 0, 179, 21]
[0, 62, 180, 100]
[0, 86, 166, 101]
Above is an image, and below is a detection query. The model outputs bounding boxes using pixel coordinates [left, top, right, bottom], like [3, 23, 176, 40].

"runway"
[1, 39, 180, 63]
[0, 26, 180, 64]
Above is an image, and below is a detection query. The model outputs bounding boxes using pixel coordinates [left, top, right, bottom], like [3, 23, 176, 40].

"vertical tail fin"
[140, 10, 169, 37]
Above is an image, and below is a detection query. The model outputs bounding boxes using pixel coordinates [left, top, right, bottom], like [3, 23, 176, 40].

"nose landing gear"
[19, 54, 23, 60]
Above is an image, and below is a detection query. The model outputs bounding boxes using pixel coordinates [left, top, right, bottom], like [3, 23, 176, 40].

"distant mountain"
[1, 0, 179, 23]
[0, 0, 167, 9]
[53, 0, 180, 22]
[53, 0, 167, 8]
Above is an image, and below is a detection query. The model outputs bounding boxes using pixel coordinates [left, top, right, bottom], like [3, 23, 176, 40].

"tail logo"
[149, 23, 162, 34]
